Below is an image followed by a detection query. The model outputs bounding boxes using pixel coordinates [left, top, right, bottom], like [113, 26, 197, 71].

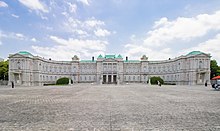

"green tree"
[210, 60, 220, 79]
[0, 60, 8, 80]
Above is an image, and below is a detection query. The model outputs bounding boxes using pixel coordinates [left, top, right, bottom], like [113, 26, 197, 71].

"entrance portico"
[102, 74, 117, 84]
[10, 72, 22, 85]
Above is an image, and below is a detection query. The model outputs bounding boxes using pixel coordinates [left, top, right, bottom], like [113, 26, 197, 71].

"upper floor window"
[199, 61, 202, 69]
[17, 61, 21, 69]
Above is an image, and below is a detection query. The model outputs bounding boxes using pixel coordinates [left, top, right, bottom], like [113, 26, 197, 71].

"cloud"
[39, 14, 48, 20]
[31, 38, 37, 42]
[67, 2, 77, 13]
[143, 11, 220, 47]
[4, 32, 26, 40]
[62, 16, 109, 38]
[124, 10, 220, 63]
[180, 34, 220, 63]
[73, 29, 88, 37]
[18, 0, 48, 13]
[84, 18, 105, 28]
[124, 44, 173, 61]
[11, 14, 19, 18]
[123, 33, 173, 60]
[94, 28, 111, 37]
[0, 31, 37, 42]
[49, 35, 107, 50]
[32, 35, 108, 60]
[77, 0, 90, 6]
[15, 33, 25, 40]
[0, 31, 30, 45]
[0, 1, 8, 8]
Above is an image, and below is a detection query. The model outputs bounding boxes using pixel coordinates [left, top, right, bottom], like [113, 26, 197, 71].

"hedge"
[149, 76, 164, 85]
[56, 77, 73, 85]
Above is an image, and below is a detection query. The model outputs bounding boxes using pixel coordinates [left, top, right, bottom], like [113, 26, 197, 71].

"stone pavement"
[0, 84, 220, 131]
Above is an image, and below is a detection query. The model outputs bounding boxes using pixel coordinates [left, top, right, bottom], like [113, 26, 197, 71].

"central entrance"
[113, 75, 117, 84]
[108, 75, 111, 84]
[102, 74, 117, 84]
[103, 75, 106, 83]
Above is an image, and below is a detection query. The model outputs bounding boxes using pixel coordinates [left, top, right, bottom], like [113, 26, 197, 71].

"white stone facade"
[8, 51, 211, 86]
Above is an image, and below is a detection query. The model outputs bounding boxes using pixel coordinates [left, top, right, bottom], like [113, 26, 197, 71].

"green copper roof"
[187, 51, 204, 56]
[98, 54, 103, 58]
[18, 51, 33, 57]
[117, 54, 123, 58]
[105, 55, 115, 59]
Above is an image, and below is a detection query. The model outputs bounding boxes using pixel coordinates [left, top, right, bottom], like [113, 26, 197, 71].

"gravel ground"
[0, 84, 220, 131]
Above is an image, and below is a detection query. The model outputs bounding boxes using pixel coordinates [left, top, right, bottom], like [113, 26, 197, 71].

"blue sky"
[1, 0, 220, 63]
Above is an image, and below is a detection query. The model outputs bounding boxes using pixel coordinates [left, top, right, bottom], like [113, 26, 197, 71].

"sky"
[0, 0, 220, 64]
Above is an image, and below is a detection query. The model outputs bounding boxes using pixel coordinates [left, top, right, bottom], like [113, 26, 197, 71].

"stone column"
[100, 75, 102, 85]
[117, 75, 120, 85]
[19, 73, 21, 85]
[69, 78, 71, 85]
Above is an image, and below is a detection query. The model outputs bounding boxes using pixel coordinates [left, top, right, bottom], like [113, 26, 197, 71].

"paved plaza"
[0, 84, 220, 131]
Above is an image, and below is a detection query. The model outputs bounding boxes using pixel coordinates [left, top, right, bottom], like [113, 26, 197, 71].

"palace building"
[8, 51, 211, 86]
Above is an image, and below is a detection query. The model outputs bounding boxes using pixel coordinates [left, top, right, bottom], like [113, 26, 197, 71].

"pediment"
[9, 53, 28, 58]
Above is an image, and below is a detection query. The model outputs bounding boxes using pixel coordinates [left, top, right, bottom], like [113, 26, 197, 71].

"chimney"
[126, 56, 128, 61]
[92, 56, 94, 61]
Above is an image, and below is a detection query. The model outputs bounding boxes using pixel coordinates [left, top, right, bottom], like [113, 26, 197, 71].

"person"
[11, 81, 14, 88]
[205, 81, 207, 87]
[157, 81, 161, 86]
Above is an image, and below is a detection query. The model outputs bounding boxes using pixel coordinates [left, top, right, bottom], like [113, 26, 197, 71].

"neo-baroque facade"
[8, 51, 211, 86]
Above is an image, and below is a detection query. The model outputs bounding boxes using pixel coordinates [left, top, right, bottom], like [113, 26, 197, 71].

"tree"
[210, 60, 220, 79]
[0, 60, 8, 80]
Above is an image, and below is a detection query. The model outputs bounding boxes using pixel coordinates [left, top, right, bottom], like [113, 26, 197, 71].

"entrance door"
[108, 75, 111, 84]
[14, 73, 20, 84]
[103, 75, 106, 84]
[113, 75, 117, 84]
